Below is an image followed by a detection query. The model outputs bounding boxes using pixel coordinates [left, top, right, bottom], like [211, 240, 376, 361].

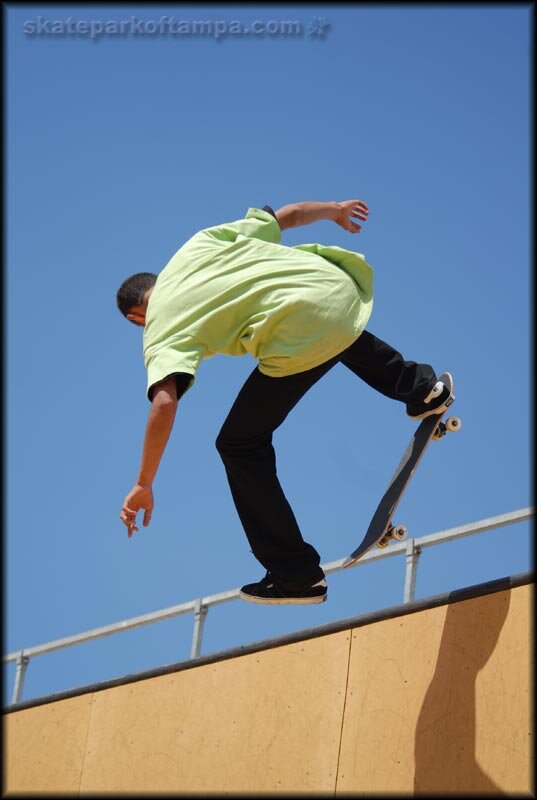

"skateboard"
[341, 372, 461, 569]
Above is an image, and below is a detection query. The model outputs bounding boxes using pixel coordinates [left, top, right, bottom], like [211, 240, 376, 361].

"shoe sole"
[408, 395, 454, 421]
[239, 590, 327, 605]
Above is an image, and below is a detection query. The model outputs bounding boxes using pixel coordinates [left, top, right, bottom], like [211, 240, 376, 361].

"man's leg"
[339, 330, 451, 416]
[215, 357, 340, 591]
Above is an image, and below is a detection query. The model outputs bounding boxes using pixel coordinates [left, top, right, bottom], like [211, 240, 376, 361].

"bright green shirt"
[143, 207, 374, 399]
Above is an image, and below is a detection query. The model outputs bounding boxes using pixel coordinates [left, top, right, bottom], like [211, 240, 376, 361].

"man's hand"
[120, 483, 154, 538]
[333, 200, 369, 233]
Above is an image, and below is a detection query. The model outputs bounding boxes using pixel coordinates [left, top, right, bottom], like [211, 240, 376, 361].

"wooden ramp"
[4, 573, 533, 795]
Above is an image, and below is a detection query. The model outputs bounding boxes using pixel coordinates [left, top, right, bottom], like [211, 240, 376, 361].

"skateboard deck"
[341, 372, 460, 569]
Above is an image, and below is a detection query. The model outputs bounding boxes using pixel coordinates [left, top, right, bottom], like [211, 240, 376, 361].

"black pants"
[215, 330, 436, 588]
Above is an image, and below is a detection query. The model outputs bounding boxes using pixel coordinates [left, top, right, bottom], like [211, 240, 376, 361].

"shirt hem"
[257, 329, 366, 379]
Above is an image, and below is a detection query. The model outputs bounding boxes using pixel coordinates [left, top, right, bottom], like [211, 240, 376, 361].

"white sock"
[312, 579, 328, 587]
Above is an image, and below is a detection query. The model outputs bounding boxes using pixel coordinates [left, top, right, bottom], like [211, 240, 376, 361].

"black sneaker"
[406, 376, 454, 421]
[239, 572, 328, 605]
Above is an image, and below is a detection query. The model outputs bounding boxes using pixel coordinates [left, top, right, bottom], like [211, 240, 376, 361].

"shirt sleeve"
[145, 339, 206, 402]
[262, 204, 278, 220]
[148, 372, 193, 403]
[201, 207, 281, 245]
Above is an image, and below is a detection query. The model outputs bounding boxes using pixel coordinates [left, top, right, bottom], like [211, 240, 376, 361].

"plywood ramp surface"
[337, 584, 532, 794]
[5, 630, 352, 795]
[4, 582, 533, 795]
[4, 693, 93, 794]
[80, 630, 350, 794]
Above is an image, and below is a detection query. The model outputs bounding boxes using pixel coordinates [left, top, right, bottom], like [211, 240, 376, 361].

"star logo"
[306, 16, 331, 38]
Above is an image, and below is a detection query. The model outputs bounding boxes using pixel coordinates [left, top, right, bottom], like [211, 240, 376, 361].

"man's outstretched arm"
[274, 199, 369, 233]
[120, 376, 178, 538]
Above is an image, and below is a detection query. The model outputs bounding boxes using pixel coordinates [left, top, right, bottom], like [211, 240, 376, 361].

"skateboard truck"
[376, 523, 408, 549]
[433, 416, 462, 440]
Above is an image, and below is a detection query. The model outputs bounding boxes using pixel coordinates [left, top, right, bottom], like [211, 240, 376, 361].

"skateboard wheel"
[376, 537, 390, 549]
[445, 416, 462, 432]
[391, 525, 408, 541]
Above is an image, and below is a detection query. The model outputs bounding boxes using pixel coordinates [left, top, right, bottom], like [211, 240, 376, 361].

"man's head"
[116, 272, 158, 327]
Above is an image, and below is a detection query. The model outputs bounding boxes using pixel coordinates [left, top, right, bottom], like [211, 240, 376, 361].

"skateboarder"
[117, 200, 453, 605]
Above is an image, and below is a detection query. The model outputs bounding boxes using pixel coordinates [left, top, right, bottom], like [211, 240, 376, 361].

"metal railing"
[4, 507, 533, 707]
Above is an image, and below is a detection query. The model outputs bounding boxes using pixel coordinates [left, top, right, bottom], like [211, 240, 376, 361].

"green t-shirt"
[143, 207, 374, 399]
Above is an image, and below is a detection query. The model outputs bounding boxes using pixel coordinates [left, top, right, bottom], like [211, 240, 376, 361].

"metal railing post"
[12, 652, 30, 705]
[403, 539, 422, 603]
[190, 599, 208, 659]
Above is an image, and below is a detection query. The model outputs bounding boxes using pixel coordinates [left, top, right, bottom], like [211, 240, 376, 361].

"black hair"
[116, 272, 158, 318]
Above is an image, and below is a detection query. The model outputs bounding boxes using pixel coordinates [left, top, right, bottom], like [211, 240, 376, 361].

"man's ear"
[126, 312, 144, 327]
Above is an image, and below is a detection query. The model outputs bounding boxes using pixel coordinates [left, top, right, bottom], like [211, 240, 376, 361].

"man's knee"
[215, 429, 230, 457]
[215, 429, 269, 460]
[215, 427, 242, 459]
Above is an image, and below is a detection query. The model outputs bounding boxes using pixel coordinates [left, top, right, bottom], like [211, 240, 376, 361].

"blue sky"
[5, 4, 531, 704]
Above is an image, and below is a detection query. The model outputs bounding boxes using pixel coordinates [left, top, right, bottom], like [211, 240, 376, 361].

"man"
[117, 200, 453, 605]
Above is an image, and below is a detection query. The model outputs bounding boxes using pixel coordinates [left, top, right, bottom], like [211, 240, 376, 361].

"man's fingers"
[120, 506, 139, 538]
[338, 200, 368, 230]
[120, 485, 154, 538]
[126, 513, 138, 538]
